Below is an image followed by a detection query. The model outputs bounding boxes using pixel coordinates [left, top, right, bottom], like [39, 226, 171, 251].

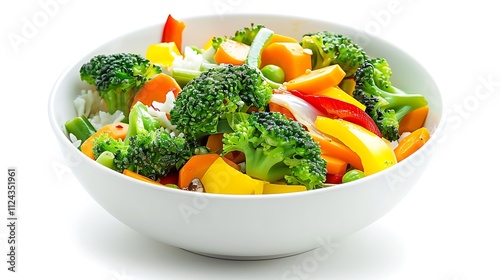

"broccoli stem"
[171, 68, 201, 87]
[65, 115, 96, 143]
[101, 89, 134, 121]
[245, 147, 294, 183]
[382, 91, 428, 120]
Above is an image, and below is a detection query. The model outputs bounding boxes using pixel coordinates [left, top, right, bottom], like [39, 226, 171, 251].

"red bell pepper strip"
[289, 90, 382, 137]
[162, 14, 186, 52]
[325, 173, 344, 184]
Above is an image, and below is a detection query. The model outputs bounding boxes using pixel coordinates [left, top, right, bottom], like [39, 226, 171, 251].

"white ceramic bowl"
[48, 14, 444, 259]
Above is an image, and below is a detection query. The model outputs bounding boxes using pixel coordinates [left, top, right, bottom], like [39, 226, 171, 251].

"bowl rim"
[47, 12, 446, 200]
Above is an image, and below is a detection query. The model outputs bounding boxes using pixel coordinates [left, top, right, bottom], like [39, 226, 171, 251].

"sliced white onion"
[270, 93, 326, 138]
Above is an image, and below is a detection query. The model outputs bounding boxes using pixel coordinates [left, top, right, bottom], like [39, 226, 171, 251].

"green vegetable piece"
[260, 64, 285, 83]
[125, 102, 160, 143]
[211, 23, 266, 50]
[222, 111, 327, 190]
[171, 68, 202, 88]
[169, 64, 273, 140]
[95, 151, 117, 170]
[65, 115, 96, 143]
[300, 31, 367, 77]
[79, 53, 161, 121]
[353, 58, 428, 141]
[342, 169, 366, 183]
[245, 27, 274, 69]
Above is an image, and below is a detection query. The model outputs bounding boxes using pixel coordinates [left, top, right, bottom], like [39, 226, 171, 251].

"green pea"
[342, 169, 366, 183]
[260, 64, 285, 84]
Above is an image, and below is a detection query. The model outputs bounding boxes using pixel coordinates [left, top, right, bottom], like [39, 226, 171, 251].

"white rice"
[148, 90, 178, 134]
[88, 110, 125, 130]
[72, 89, 177, 133]
[171, 46, 209, 71]
[73, 89, 106, 117]
[72, 89, 125, 130]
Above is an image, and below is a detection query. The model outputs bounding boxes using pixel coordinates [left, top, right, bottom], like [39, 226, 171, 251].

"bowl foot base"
[183, 247, 317, 261]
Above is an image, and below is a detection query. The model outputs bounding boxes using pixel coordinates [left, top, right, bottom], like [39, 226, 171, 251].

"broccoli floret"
[301, 31, 367, 77]
[211, 36, 226, 51]
[125, 128, 199, 180]
[232, 23, 266, 45]
[79, 53, 161, 120]
[353, 58, 428, 141]
[92, 133, 129, 171]
[93, 127, 199, 180]
[92, 102, 203, 180]
[222, 111, 327, 190]
[211, 23, 265, 50]
[169, 64, 273, 140]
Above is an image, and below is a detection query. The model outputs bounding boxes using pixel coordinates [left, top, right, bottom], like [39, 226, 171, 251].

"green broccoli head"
[124, 128, 199, 180]
[91, 133, 129, 172]
[169, 64, 273, 140]
[232, 23, 266, 45]
[353, 58, 428, 141]
[301, 31, 367, 77]
[222, 111, 327, 190]
[92, 102, 201, 180]
[79, 53, 161, 119]
[211, 23, 266, 50]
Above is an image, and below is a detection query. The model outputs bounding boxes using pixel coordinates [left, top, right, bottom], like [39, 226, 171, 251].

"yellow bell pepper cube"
[202, 36, 215, 50]
[262, 183, 307, 194]
[145, 42, 181, 67]
[202, 157, 265, 195]
[315, 116, 397, 175]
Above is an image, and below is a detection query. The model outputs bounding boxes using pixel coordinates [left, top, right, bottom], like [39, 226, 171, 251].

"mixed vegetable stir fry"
[65, 14, 431, 194]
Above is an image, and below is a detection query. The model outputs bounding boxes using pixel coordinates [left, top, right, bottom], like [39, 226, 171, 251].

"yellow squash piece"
[315, 116, 397, 175]
[202, 157, 265, 195]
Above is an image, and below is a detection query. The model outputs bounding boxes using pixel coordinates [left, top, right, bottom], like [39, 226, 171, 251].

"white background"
[1, 0, 500, 279]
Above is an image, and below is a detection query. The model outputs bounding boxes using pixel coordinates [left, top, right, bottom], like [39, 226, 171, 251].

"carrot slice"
[283, 64, 346, 95]
[321, 154, 348, 174]
[398, 106, 429, 134]
[81, 123, 129, 160]
[394, 127, 430, 162]
[311, 134, 363, 171]
[123, 169, 165, 186]
[268, 102, 296, 121]
[213, 39, 250, 65]
[131, 73, 181, 108]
